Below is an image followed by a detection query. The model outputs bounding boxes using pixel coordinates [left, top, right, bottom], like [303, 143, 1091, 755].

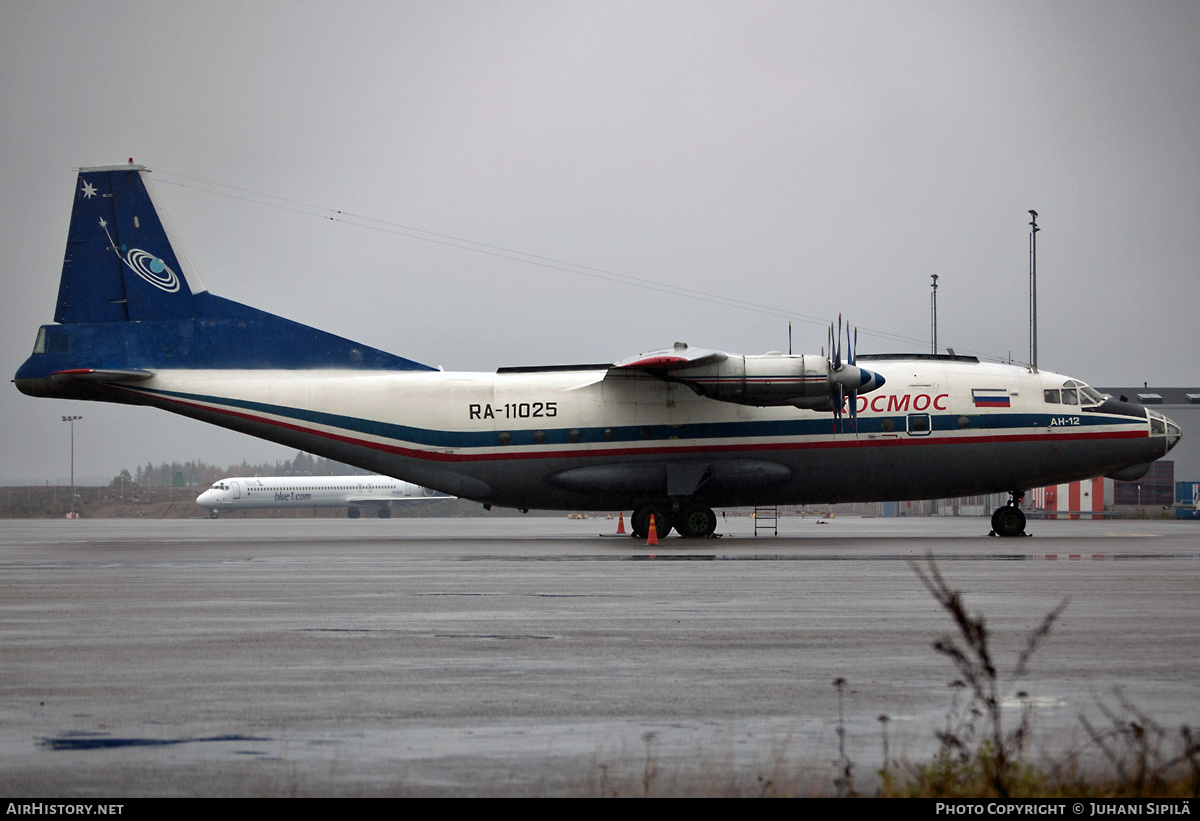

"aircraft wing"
[346, 494, 453, 506]
[612, 344, 727, 371]
[490, 346, 728, 393]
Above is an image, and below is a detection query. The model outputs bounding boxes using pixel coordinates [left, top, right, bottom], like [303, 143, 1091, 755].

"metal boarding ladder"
[753, 505, 778, 536]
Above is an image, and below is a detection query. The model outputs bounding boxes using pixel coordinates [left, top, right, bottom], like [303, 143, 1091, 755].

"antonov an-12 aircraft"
[196, 475, 450, 518]
[15, 164, 1182, 538]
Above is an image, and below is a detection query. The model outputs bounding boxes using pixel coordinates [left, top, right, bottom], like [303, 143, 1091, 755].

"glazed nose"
[1149, 410, 1183, 455]
[1164, 414, 1182, 452]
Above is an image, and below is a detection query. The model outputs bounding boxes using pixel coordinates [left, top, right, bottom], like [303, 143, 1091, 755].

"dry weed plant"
[891, 554, 1198, 799]
[565, 554, 1199, 797]
[906, 554, 1067, 797]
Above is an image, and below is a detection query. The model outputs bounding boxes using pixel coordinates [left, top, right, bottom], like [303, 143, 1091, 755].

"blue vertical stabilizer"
[17, 164, 434, 381]
[57, 163, 207, 324]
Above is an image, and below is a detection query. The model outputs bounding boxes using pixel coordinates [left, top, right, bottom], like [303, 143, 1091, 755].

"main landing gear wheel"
[377, 507, 390, 519]
[676, 506, 717, 538]
[991, 505, 1026, 538]
[347, 508, 360, 519]
[631, 505, 673, 539]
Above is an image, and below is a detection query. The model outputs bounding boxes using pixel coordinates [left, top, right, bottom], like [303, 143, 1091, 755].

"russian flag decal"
[972, 388, 1011, 408]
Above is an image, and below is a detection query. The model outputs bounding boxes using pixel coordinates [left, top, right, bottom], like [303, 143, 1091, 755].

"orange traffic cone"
[616, 511, 626, 534]
[646, 513, 659, 546]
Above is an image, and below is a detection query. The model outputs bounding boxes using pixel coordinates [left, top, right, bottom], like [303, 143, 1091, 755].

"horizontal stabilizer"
[51, 368, 154, 382]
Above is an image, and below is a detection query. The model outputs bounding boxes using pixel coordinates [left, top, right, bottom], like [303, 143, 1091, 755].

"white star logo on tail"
[81, 181, 97, 199]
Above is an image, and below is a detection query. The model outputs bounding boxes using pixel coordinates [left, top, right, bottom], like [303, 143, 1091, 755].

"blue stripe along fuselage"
[108, 378, 1156, 509]
[117, 382, 1147, 458]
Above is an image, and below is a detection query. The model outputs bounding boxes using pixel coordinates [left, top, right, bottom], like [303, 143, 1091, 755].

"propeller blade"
[836, 315, 843, 369]
[826, 316, 876, 433]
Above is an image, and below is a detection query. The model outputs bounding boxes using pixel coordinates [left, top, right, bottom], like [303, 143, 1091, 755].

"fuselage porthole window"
[907, 413, 931, 435]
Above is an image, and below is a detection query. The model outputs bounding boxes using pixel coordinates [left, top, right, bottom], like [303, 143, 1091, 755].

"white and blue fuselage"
[112, 358, 1175, 510]
[13, 164, 1181, 537]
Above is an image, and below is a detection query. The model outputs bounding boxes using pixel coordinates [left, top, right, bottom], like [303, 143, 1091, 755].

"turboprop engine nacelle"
[664, 352, 885, 410]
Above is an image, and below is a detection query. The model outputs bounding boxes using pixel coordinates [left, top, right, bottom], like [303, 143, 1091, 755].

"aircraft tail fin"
[19, 163, 432, 377]
[57, 163, 208, 324]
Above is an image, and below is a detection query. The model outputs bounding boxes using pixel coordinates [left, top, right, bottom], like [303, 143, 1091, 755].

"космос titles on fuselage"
[14, 164, 1181, 537]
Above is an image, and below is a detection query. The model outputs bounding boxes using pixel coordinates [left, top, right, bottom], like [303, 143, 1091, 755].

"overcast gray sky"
[2, 0, 1197, 484]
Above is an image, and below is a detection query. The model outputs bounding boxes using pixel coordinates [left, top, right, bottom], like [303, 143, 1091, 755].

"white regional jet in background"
[15, 164, 1182, 538]
[196, 475, 450, 518]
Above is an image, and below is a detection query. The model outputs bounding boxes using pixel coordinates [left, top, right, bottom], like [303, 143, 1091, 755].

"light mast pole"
[62, 415, 82, 517]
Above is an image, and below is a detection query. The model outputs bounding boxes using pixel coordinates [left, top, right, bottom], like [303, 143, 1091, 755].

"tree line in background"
[110, 452, 370, 488]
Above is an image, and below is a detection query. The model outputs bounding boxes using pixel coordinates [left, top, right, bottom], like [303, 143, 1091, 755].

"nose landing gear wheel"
[991, 505, 1026, 537]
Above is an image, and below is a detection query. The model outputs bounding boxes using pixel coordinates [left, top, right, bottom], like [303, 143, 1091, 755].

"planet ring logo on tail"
[125, 248, 181, 292]
[98, 217, 181, 292]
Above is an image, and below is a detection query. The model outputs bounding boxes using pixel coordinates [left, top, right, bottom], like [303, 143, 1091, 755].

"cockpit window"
[1050, 379, 1103, 407]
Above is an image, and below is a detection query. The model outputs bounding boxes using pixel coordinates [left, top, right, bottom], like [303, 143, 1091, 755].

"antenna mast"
[1029, 210, 1040, 369]
[930, 274, 939, 354]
